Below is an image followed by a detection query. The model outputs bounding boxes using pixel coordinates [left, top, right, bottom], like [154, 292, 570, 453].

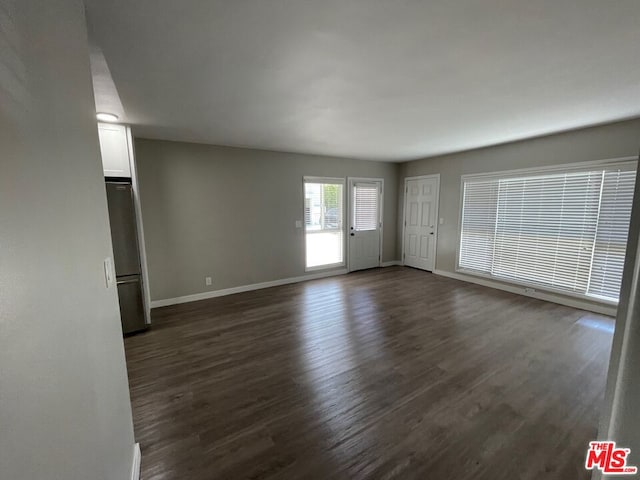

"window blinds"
[353, 183, 379, 231]
[588, 169, 637, 300]
[459, 162, 636, 302]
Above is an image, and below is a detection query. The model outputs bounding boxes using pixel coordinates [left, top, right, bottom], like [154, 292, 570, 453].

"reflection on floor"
[575, 316, 616, 334]
[124, 266, 614, 480]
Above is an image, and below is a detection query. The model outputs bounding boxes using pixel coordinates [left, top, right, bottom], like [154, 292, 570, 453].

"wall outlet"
[295, 220, 302, 228]
[439, 218, 444, 225]
[205, 276, 212, 286]
[524, 287, 536, 294]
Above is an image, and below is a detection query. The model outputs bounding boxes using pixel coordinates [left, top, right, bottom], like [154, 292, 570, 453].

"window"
[304, 177, 344, 269]
[352, 183, 380, 231]
[458, 161, 637, 303]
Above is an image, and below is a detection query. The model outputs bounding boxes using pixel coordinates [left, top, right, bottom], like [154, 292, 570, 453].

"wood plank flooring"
[124, 267, 614, 480]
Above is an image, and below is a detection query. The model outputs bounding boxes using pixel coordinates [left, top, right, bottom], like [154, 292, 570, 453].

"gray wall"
[135, 139, 400, 301]
[398, 118, 640, 308]
[0, 1, 135, 479]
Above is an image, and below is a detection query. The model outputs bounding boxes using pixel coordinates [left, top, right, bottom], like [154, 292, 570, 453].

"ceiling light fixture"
[96, 112, 119, 123]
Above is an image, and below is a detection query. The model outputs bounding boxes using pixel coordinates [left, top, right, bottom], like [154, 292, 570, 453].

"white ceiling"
[85, 0, 640, 162]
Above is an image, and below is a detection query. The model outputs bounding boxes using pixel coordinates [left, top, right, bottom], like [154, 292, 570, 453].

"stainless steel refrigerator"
[106, 181, 147, 334]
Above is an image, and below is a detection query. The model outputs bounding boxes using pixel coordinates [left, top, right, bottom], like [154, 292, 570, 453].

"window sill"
[455, 267, 619, 307]
[305, 262, 345, 273]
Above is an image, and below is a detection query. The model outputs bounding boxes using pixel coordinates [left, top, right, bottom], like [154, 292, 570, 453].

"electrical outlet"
[524, 287, 536, 294]
[205, 276, 212, 286]
[295, 220, 302, 228]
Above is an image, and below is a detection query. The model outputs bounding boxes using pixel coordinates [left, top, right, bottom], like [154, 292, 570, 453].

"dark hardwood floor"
[124, 267, 614, 480]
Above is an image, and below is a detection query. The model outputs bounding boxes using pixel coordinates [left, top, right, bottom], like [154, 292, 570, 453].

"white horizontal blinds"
[459, 180, 498, 272]
[458, 161, 637, 303]
[492, 171, 602, 293]
[304, 184, 318, 229]
[588, 168, 637, 300]
[353, 183, 379, 231]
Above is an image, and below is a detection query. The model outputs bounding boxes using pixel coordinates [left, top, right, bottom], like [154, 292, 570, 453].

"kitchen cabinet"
[98, 123, 131, 177]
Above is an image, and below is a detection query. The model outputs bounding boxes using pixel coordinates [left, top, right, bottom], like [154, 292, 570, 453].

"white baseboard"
[381, 260, 401, 267]
[130, 443, 141, 480]
[151, 269, 349, 308]
[433, 269, 617, 317]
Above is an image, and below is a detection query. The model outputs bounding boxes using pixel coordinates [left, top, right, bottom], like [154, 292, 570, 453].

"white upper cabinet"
[98, 123, 131, 177]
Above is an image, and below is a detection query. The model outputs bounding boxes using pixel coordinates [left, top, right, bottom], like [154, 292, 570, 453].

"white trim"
[150, 269, 348, 308]
[434, 269, 617, 317]
[401, 174, 441, 271]
[456, 174, 465, 276]
[381, 260, 401, 267]
[130, 443, 141, 480]
[347, 177, 384, 272]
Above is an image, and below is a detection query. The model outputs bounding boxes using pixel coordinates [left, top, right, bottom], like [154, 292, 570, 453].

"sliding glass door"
[304, 177, 345, 270]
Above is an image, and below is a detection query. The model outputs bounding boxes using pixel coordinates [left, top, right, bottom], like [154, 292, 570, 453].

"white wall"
[0, 1, 135, 479]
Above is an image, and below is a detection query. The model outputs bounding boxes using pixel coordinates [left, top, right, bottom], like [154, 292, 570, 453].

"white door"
[403, 176, 439, 271]
[349, 179, 382, 271]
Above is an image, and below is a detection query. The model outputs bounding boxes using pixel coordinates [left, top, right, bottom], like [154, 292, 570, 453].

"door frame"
[302, 176, 347, 272]
[401, 174, 441, 270]
[347, 177, 384, 272]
